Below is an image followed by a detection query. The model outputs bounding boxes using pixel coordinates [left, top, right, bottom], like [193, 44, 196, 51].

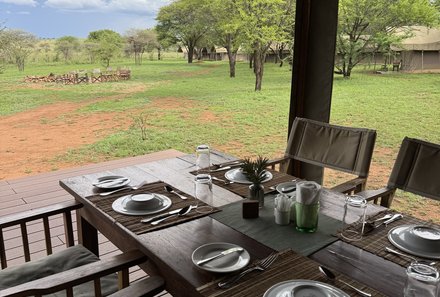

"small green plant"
[132, 112, 148, 140]
[240, 156, 269, 185]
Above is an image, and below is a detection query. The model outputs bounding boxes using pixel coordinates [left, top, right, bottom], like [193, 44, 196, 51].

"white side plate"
[264, 280, 349, 297]
[112, 193, 172, 216]
[192, 242, 250, 273]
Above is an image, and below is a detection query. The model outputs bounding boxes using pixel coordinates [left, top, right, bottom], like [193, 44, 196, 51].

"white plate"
[224, 168, 273, 184]
[112, 193, 172, 216]
[276, 181, 297, 196]
[192, 242, 250, 273]
[388, 225, 440, 259]
[263, 280, 349, 297]
[94, 175, 130, 189]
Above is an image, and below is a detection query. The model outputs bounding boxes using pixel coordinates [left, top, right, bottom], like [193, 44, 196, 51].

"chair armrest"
[0, 250, 151, 297]
[330, 177, 367, 194]
[0, 200, 82, 228]
[108, 277, 165, 297]
[267, 156, 289, 171]
[356, 187, 396, 207]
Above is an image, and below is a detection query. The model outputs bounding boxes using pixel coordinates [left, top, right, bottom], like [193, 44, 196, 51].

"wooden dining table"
[59, 150, 410, 297]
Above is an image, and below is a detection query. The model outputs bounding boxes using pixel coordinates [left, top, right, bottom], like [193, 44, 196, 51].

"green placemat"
[210, 196, 340, 256]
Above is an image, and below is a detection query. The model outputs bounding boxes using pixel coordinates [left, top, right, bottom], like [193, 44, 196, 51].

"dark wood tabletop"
[60, 150, 408, 297]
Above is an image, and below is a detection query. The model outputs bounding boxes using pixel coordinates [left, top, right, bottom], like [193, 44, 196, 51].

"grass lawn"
[1, 58, 439, 219]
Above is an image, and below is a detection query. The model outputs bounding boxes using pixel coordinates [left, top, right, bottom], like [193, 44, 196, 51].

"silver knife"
[197, 247, 244, 265]
[384, 213, 403, 226]
[210, 166, 232, 172]
[93, 177, 128, 187]
[140, 208, 182, 223]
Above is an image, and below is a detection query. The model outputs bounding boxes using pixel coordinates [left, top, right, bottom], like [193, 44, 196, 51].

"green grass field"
[1, 57, 439, 218]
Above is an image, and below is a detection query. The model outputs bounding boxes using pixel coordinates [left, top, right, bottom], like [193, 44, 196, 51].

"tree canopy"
[156, 0, 213, 63]
[0, 29, 37, 71]
[55, 36, 80, 63]
[336, 0, 439, 77]
[87, 29, 122, 67]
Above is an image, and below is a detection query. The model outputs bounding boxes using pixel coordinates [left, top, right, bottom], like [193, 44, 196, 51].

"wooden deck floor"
[1, 149, 185, 296]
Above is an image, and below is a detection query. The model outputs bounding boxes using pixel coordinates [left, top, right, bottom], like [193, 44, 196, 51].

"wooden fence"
[24, 68, 131, 85]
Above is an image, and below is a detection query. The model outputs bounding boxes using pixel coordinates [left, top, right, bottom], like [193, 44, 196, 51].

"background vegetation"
[0, 57, 439, 219]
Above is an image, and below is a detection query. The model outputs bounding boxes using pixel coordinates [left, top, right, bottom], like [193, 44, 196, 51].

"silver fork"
[218, 253, 279, 289]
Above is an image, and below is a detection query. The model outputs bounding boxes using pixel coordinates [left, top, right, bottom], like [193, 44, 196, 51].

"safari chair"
[269, 117, 377, 194]
[357, 137, 440, 208]
[0, 201, 165, 297]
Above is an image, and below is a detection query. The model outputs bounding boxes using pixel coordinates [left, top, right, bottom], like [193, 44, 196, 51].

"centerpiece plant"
[241, 156, 269, 207]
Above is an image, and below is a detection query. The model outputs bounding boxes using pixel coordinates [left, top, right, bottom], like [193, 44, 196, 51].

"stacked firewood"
[23, 68, 131, 85]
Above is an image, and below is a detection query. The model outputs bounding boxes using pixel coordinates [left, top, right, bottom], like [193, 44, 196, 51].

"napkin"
[274, 194, 292, 212]
[296, 181, 321, 205]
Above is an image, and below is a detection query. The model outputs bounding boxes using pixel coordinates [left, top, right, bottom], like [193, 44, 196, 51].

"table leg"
[76, 208, 99, 256]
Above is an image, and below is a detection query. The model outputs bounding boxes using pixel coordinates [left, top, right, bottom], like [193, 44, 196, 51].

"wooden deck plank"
[0, 151, 181, 296]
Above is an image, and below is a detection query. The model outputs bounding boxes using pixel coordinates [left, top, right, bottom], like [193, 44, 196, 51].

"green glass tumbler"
[295, 202, 319, 233]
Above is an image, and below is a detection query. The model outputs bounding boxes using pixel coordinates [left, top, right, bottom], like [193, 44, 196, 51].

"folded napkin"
[274, 194, 292, 212]
[296, 181, 321, 205]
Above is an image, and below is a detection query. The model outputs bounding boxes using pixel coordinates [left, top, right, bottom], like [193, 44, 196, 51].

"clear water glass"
[196, 144, 210, 173]
[341, 195, 367, 241]
[194, 174, 214, 214]
[404, 262, 439, 297]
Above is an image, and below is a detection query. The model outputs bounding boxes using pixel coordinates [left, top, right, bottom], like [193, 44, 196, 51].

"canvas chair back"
[285, 117, 377, 177]
[388, 137, 440, 200]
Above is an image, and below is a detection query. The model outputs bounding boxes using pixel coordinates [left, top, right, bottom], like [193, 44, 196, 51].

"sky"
[0, 0, 171, 38]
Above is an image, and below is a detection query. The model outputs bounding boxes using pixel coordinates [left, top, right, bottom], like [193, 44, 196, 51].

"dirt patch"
[0, 101, 132, 179]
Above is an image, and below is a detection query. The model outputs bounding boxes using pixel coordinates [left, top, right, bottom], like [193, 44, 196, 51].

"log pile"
[24, 68, 131, 85]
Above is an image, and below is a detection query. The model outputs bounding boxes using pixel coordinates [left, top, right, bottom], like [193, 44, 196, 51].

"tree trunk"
[228, 53, 237, 78]
[188, 46, 194, 63]
[249, 53, 254, 69]
[157, 47, 161, 60]
[254, 49, 264, 91]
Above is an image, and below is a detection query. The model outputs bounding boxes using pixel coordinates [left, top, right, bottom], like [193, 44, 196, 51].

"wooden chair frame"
[0, 201, 164, 297]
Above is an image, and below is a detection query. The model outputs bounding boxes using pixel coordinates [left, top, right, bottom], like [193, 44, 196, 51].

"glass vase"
[249, 183, 264, 208]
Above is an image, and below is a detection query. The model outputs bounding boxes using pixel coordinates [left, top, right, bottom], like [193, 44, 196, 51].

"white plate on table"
[263, 280, 349, 297]
[93, 175, 130, 189]
[388, 224, 440, 259]
[112, 193, 172, 216]
[192, 242, 250, 273]
[276, 181, 297, 196]
[224, 168, 273, 184]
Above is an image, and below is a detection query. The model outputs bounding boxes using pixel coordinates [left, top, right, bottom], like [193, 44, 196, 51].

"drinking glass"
[341, 195, 367, 241]
[404, 262, 439, 297]
[194, 174, 214, 214]
[295, 202, 319, 232]
[196, 144, 210, 173]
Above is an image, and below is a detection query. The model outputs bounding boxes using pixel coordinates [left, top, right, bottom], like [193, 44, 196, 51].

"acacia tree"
[124, 29, 158, 65]
[156, 0, 213, 63]
[0, 29, 37, 71]
[336, 0, 438, 78]
[87, 29, 122, 67]
[208, 0, 243, 77]
[55, 36, 80, 63]
[237, 0, 294, 91]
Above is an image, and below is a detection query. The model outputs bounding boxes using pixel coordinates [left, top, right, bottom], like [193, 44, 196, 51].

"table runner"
[210, 197, 340, 256]
[191, 166, 297, 198]
[86, 181, 220, 235]
[197, 249, 385, 297]
[338, 210, 440, 270]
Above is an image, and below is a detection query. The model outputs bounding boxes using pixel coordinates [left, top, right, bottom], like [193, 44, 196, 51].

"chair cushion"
[0, 244, 118, 296]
